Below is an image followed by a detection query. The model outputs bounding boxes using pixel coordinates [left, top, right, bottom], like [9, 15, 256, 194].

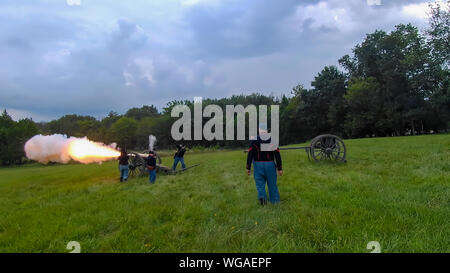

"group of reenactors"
[118, 130, 282, 205]
[117, 144, 187, 184]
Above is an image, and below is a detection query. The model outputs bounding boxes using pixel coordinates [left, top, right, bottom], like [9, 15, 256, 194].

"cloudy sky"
[0, 0, 434, 121]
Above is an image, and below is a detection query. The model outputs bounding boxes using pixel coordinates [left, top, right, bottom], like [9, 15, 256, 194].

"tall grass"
[0, 134, 448, 252]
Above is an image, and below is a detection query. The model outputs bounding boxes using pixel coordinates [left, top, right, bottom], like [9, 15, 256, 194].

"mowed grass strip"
[0, 134, 448, 252]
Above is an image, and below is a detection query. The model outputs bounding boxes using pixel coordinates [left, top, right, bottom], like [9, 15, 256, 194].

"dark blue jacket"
[174, 145, 186, 158]
[118, 152, 129, 166]
[246, 137, 282, 171]
[147, 155, 156, 168]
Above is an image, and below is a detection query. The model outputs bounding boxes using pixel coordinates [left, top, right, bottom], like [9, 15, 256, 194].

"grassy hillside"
[0, 134, 449, 253]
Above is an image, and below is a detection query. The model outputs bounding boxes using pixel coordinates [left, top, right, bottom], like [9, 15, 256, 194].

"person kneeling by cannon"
[147, 150, 157, 184]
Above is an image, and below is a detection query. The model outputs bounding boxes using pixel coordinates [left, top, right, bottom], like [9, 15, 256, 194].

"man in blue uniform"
[246, 137, 283, 205]
[172, 144, 186, 171]
[118, 147, 129, 182]
[147, 150, 157, 184]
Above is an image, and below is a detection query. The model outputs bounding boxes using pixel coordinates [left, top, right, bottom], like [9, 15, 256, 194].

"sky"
[0, 0, 435, 121]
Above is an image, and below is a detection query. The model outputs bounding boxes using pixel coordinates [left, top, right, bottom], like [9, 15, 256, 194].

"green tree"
[310, 66, 348, 135]
[427, 0, 450, 66]
[77, 119, 101, 140]
[110, 117, 138, 149]
[44, 114, 98, 137]
[125, 105, 159, 120]
[282, 67, 347, 142]
[344, 77, 384, 137]
[0, 110, 38, 165]
[427, 0, 450, 129]
[101, 111, 122, 128]
[0, 110, 14, 165]
[135, 117, 158, 149]
[339, 24, 445, 135]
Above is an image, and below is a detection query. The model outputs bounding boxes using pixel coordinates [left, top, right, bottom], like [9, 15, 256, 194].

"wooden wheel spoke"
[309, 134, 346, 162]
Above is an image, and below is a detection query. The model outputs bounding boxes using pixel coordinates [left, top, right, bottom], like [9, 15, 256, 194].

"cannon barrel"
[126, 151, 200, 177]
[244, 146, 308, 153]
[128, 152, 150, 158]
[279, 147, 309, 150]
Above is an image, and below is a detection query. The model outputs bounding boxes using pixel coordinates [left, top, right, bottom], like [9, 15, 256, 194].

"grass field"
[0, 134, 449, 253]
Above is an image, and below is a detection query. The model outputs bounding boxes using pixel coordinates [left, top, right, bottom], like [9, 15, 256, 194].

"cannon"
[246, 134, 347, 162]
[127, 152, 200, 177]
[284, 134, 347, 162]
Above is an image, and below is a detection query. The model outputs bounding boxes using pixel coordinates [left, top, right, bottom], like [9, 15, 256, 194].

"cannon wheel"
[128, 152, 147, 177]
[309, 134, 346, 162]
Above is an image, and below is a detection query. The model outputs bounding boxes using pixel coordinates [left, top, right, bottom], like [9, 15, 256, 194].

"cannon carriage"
[246, 134, 347, 162]
[128, 134, 346, 178]
[127, 152, 200, 177]
[285, 134, 347, 162]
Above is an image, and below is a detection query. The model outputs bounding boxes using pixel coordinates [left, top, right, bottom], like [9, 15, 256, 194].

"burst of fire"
[68, 138, 120, 162]
[24, 134, 121, 164]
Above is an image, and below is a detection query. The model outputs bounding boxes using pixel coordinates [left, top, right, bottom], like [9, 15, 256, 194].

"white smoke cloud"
[24, 134, 119, 164]
[25, 134, 72, 164]
[66, 0, 81, 6]
[149, 134, 157, 151]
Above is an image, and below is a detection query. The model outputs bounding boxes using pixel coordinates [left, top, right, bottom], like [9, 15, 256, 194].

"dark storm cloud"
[0, 0, 433, 121]
[183, 0, 318, 58]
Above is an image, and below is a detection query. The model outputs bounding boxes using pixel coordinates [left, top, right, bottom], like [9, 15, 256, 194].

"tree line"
[1, 1, 448, 165]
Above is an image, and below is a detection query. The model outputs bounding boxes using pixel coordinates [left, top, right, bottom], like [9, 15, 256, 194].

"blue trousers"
[119, 164, 129, 181]
[148, 169, 156, 184]
[172, 156, 186, 170]
[253, 161, 280, 203]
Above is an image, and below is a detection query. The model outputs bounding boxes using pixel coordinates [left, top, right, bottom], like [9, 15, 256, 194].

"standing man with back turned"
[246, 130, 283, 205]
